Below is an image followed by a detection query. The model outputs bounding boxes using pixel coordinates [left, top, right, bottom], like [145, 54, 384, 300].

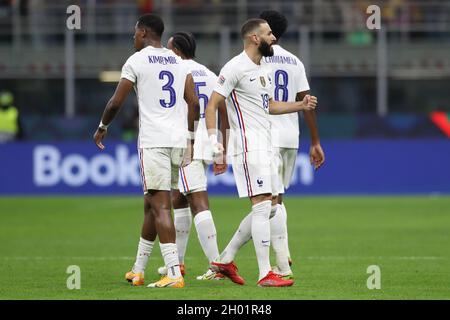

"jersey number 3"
[159, 71, 176, 108]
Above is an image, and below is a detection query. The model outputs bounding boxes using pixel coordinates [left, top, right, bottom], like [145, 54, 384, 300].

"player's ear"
[136, 26, 145, 39]
[173, 47, 181, 56]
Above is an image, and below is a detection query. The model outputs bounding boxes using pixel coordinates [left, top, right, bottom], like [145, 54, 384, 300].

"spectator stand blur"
[0, 0, 449, 141]
[0, 90, 23, 142]
[120, 100, 139, 142]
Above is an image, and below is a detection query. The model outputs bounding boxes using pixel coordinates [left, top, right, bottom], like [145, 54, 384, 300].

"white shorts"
[178, 159, 208, 195]
[138, 147, 184, 194]
[273, 147, 298, 192]
[231, 150, 280, 198]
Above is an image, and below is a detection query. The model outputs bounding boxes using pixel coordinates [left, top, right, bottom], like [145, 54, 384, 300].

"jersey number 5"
[194, 81, 208, 118]
[274, 70, 288, 102]
[159, 71, 176, 108]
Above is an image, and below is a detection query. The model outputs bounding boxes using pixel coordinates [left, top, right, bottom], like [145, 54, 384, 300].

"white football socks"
[159, 242, 182, 278]
[132, 237, 154, 274]
[220, 211, 252, 263]
[279, 202, 292, 259]
[174, 207, 192, 264]
[251, 200, 272, 280]
[270, 204, 291, 274]
[194, 210, 220, 262]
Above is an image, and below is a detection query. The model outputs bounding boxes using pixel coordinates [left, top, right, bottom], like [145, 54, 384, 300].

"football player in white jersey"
[156, 31, 228, 281]
[205, 19, 317, 287]
[260, 10, 325, 279]
[93, 14, 200, 288]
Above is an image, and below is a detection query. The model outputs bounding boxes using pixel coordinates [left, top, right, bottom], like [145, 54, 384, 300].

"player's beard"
[258, 40, 274, 57]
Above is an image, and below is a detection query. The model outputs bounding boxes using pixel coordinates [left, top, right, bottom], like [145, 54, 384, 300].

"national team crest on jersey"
[260, 76, 266, 87]
[218, 75, 226, 85]
[257, 177, 264, 187]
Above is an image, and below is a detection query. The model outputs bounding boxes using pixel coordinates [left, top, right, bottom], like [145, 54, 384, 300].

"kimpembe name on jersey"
[147, 55, 178, 64]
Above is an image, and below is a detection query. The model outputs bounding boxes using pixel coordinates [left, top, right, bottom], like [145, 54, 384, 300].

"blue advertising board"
[0, 140, 449, 195]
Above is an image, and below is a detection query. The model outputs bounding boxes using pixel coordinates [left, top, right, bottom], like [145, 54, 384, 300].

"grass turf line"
[0, 196, 449, 299]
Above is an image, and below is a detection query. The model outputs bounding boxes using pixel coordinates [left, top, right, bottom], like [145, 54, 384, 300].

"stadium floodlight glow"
[99, 71, 121, 82]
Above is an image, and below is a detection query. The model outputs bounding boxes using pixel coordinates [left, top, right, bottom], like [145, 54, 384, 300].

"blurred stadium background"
[0, 0, 449, 194]
[1, 0, 450, 139]
[0, 0, 449, 299]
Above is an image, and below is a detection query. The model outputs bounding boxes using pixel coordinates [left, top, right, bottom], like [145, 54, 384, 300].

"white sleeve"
[121, 57, 137, 83]
[213, 64, 239, 99]
[207, 71, 218, 95]
[181, 59, 192, 77]
[296, 60, 310, 93]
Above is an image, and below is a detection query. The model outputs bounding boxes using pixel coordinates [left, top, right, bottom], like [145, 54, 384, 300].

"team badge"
[218, 75, 226, 85]
[257, 177, 264, 187]
[260, 76, 266, 87]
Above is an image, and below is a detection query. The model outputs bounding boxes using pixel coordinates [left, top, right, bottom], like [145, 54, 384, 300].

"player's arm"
[184, 74, 200, 134]
[181, 74, 200, 166]
[217, 99, 229, 154]
[208, 65, 237, 164]
[296, 90, 325, 170]
[205, 91, 226, 158]
[269, 94, 317, 115]
[93, 78, 134, 150]
[213, 98, 229, 173]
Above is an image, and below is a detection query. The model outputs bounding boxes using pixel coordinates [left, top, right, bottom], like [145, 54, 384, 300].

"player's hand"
[310, 143, 325, 170]
[213, 154, 228, 175]
[302, 95, 317, 111]
[212, 142, 225, 174]
[212, 142, 224, 159]
[93, 128, 107, 150]
[181, 141, 194, 167]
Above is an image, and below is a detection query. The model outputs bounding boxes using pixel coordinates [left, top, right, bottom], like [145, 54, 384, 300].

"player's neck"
[143, 38, 163, 49]
[244, 47, 262, 66]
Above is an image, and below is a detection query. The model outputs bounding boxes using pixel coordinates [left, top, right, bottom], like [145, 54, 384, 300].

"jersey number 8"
[274, 70, 288, 102]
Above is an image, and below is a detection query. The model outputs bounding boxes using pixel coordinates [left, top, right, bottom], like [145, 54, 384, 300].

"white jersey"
[121, 46, 190, 148]
[214, 51, 273, 156]
[183, 59, 218, 161]
[262, 44, 310, 148]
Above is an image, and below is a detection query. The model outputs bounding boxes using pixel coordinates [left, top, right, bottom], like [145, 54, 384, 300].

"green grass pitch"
[0, 196, 449, 300]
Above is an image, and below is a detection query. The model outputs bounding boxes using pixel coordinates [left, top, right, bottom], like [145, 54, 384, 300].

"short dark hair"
[172, 32, 196, 59]
[259, 10, 288, 40]
[240, 18, 266, 39]
[137, 14, 164, 38]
